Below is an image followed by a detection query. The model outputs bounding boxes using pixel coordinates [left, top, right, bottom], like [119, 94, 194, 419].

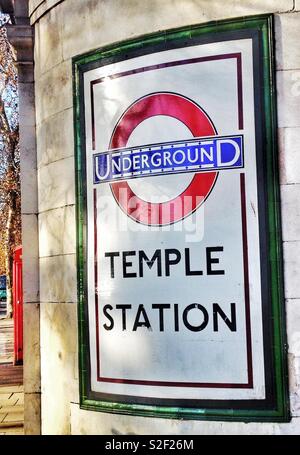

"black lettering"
[185, 248, 203, 275]
[174, 303, 179, 332]
[213, 303, 236, 331]
[122, 251, 137, 278]
[139, 250, 162, 277]
[133, 304, 152, 331]
[182, 304, 209, 331]
[206, 247, 225, 275]
[116, 304, 132, 330]
[103, 304, 114, 330]
[165, 249, 181, 276]
[152, 304, 171, 331]
[104, 252, 120, 278]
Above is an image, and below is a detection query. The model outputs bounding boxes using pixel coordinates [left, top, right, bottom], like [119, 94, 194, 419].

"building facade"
[14, 0, 300, 434]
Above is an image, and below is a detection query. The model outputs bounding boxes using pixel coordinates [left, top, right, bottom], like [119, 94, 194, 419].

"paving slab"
[0, 426, 24, 435]
[0, 385, 23, 393]
[0, 393, 12, 400]
[11, 393, 23, 401]
[0, 413, 7, 423]
[3, 411, 24, 423]
[0, 405, 24, 414]
[0, 397, 18, 407]
[0, 386, 24, 430]
[0, 320, 23, 432]
[16, 395, 24, 405]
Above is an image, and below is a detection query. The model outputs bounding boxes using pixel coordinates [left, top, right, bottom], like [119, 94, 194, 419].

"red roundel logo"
[109, 92, 218, 226]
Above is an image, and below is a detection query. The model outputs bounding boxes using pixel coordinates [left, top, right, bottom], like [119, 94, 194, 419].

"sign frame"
[73, 14, 290, 422]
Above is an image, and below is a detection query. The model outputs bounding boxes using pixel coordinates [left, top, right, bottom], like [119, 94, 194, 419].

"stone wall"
[28, 0, 300, 434]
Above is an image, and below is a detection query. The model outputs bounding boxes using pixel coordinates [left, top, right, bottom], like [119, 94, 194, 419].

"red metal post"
[13, 246, 23, 365]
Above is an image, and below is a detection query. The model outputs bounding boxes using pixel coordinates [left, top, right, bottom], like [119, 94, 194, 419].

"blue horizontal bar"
[93, 135, 244, 184]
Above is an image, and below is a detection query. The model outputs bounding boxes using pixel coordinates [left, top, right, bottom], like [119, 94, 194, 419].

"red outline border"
[93, 173, 253, 389]
[94, 188, 100, 380]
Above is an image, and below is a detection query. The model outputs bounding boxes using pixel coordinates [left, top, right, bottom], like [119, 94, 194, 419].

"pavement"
[0, 385, 24, 435]
[0, 318, 14, 364]
[0, 318, 24, 436]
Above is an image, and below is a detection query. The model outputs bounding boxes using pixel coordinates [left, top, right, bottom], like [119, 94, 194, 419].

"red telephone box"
[13, 246, 23, 365]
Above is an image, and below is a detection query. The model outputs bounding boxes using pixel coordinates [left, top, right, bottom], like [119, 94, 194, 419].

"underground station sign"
[74, 16, 289, 421]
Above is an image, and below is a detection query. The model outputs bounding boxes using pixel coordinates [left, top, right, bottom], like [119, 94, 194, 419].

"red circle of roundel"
[109, 92, 218, 226]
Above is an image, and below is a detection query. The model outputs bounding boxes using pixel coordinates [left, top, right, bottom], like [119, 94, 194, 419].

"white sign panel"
[75, 17, 288, 420]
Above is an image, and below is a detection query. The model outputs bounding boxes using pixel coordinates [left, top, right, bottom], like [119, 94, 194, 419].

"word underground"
[93, 135, 243, 183]
[102, 246, 237, 333]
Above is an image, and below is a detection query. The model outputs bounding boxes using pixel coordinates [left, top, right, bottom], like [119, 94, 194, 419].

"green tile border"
[73, 14, 290, 422]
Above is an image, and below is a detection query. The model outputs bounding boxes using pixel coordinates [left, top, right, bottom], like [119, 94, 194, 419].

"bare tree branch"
[0, 21, 21, 317]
